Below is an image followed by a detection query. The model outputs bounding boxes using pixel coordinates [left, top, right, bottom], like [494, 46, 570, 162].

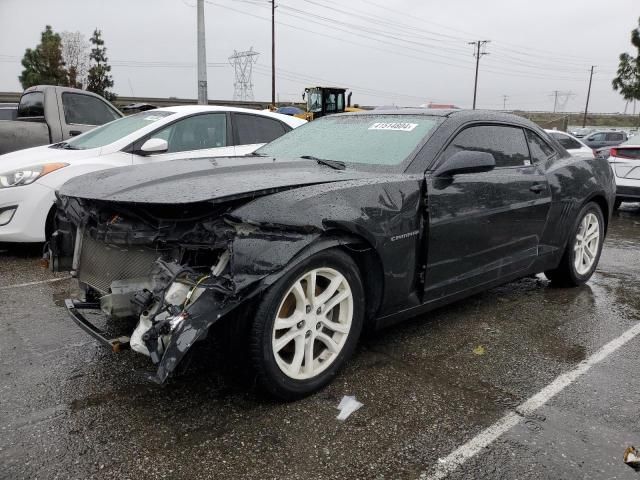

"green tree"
[18, 25, 69, 89]
[86, 29, 115, 101]
[612, 18, 640, 105]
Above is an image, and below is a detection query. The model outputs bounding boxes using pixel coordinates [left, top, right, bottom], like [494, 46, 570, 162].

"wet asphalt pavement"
[1, 206, 640, 480]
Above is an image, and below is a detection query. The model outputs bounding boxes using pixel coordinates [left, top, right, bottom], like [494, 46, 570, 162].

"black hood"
[59, 157, 370, 204]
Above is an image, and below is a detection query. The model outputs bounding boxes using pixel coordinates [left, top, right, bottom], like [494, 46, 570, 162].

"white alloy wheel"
[574, 212, 600, 275]
[271, 267, 354, 380]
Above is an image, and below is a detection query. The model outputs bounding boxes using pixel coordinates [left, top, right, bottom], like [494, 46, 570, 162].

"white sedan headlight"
[0, 163, 68, 188]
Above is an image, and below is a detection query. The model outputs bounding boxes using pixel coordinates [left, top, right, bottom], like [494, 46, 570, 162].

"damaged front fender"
[151, 231, 366, 383]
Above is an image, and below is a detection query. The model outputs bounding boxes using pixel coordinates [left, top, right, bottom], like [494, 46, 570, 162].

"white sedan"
[545, 129, 593, 158]
[608, 134, 640, 209]
[0, 105, 305, 242]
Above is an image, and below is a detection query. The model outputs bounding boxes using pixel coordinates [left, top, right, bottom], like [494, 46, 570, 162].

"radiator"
[77, 233, 161, 293]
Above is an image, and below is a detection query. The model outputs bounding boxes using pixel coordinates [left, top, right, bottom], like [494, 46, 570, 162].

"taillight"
[612, 147, 640, 159]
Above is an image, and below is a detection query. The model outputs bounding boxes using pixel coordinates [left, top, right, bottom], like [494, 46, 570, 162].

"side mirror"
[139, 138, 168, 155]
[302, 91, 306, 100]
[434, 151, 496, 177]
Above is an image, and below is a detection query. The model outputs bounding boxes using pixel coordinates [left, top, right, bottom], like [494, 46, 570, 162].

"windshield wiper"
[249, 151, 268, 156]
[300, 155, 346, 170]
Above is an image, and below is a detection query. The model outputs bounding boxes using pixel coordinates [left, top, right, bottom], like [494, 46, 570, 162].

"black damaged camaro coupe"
[51, 109, 615, 399]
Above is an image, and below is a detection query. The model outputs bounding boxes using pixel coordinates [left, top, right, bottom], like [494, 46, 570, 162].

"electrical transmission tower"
[229, 48, 259, 101]
[549, 90, 575, 113]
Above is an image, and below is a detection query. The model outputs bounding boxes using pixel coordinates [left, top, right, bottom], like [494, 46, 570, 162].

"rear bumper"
[616, 185, 640, 200]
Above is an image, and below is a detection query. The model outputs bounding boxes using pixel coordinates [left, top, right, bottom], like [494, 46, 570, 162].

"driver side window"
[442, 125, 530, 168]
[151, 113, 227, 153]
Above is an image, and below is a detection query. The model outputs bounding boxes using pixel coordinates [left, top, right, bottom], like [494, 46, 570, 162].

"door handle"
[529, 183, 545, 193]
[69, 130, 82, 137]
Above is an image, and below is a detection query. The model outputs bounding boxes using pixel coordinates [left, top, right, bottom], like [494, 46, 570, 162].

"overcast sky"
[0, 0, 638, 112]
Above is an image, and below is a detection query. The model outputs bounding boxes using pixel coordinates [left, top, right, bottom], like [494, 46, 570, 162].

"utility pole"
[502, 94, 508, 110]
[468, 40, 490, 109]
[582, 66, 595, 128]
[197, 0, 208, 105]
[271, 0, 276, 107]
[552, 90, 559, 113]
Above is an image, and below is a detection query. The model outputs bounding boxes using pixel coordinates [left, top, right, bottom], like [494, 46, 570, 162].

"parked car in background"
[0, 103, 17, 121]
[608, 134, 640, 208]
[582, 130, 627, 150]
[571, 128, 593, 138]
[545, 129, 593, 157]
[0, 85, 122, 155]
[51, 109, 614, 399]
[0, 105, 305, 242]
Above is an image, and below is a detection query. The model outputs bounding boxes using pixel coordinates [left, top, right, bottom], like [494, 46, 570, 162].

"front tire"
[249, 249, 364, 400]
[545, 202, 604, 286]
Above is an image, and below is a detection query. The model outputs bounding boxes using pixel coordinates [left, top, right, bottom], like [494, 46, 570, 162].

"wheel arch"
[277, 229, 385, 326]
[330, 232, 385, 327]
[44, 203, 57, 240]
[584, 193, 610, 234]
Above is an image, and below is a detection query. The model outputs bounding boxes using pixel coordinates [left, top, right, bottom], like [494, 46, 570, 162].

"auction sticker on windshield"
[368, 122, 418, 132]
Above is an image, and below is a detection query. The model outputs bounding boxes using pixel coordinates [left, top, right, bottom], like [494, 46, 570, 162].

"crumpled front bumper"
[64, 299, 131, 352]
[63, 286, 247, 384]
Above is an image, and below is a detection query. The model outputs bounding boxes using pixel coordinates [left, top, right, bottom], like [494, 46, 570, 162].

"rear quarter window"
[550, 133, 581, 150]
[233, 113, 288, 145]
[526, 130, 556, 163]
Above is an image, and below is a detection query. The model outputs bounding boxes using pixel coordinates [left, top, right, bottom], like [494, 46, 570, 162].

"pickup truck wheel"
[249, 249, 364, 400]
[545, 202, 604, 287]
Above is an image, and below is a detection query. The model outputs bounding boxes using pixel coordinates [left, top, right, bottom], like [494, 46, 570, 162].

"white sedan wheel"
[574, 212, 600, 275]
[271, 267, 354, 380]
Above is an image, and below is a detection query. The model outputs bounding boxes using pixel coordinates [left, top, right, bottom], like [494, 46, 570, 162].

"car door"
[132, 112, 234, 163]
[231, 112, 291, 154]
[424, 124, 552, 301]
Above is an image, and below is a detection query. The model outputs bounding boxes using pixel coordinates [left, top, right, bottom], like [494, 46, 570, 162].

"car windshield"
[256, 114, 442, 166]
[65, 111, 175, 149]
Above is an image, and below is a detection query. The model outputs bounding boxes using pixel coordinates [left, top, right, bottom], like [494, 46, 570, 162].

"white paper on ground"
[336, 395, 363, 421]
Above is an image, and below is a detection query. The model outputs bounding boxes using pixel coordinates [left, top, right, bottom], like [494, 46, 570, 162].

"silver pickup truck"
[0, 85, 122, 155]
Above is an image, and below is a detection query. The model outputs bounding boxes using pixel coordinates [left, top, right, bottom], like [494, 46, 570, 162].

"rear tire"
[249, 249, 364, 400]
[545, 202, 604, 287]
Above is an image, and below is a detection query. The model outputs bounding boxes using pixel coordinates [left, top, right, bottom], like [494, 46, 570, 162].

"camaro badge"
[390, 230, 420, 242]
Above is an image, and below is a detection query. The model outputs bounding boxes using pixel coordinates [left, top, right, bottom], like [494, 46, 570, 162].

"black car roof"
[341, 108, 541, 129]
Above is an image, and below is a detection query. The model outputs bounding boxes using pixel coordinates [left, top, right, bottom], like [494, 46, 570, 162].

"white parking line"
[0, 276, 71, 290]
[421, 321, 640, 480]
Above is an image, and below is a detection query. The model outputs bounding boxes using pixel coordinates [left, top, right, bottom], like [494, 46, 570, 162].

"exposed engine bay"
[50, 194, 332, 383]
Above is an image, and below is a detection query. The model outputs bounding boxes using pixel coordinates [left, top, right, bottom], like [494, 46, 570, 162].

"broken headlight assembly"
[0, 162, 69, 188]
